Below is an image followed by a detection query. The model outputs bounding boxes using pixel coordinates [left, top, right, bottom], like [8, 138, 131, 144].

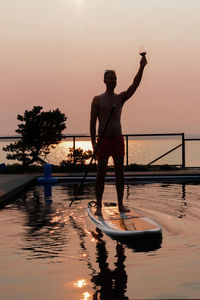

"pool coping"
[0, 174, 37, 208]
[1, 169, 200, 207]
[52, 169, 200, 183]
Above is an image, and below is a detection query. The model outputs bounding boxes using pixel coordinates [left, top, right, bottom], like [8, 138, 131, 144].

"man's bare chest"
[98, 96, 121, 111]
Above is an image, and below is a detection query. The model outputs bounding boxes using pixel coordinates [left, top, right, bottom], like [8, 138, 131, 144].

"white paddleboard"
[86, 201, 162, 238]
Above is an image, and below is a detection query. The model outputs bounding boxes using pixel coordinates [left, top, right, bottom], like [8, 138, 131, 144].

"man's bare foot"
[119, 205, 130, 213]
[94, 207, 102, 216]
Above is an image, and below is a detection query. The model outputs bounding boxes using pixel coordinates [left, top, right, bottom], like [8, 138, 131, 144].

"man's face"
[104, 71, 117, 89]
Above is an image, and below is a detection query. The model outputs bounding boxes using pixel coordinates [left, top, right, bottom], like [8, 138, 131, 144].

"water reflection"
[159, 183, 188, 219]
[74, 279, 87, 288]
[92, 228, 128, 300]
[70, 215, 129, 299]
[117, 233, 162, 252]
[70, 213, 162, 299]
[61, 183, 95, 201]
[2, 181, 200, 299]
[16, 182, 163, 262]
[178, 183, 187, 218]
[69, 215, 96, 275]
[15, 183, 95, 261]
[127, 181, 190, 220]
[44, 184, 53, 205]
[15, 186, 69, 260]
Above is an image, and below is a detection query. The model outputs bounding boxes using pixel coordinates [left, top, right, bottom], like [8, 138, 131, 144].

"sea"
[1, 135, 200, 168]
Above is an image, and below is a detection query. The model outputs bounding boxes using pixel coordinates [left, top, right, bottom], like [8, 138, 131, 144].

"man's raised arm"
[120, 55, 147, 103]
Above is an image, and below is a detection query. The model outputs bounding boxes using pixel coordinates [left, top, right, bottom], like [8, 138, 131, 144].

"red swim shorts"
[96, 135, 125, 158]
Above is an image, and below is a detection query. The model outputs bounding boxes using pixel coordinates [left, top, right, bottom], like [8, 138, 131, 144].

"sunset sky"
[1, 0, 200, 136]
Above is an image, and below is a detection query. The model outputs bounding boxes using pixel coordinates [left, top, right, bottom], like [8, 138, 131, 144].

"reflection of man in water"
[90, 55, 147, 215]
[92, 229, 128, 299]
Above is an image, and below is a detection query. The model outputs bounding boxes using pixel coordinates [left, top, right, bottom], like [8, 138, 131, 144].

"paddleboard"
[86, 201, 162, 238]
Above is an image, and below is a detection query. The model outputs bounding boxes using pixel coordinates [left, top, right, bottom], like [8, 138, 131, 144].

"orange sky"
[1, 0, 200, 136]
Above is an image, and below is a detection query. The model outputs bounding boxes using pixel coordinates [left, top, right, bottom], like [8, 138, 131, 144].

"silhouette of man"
[90, 54, 147, 215]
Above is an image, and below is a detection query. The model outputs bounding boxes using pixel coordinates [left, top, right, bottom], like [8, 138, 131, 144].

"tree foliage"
[67, 147, 93, 164]
[60, 147, 93, 166]
[3, 106, 67, 165]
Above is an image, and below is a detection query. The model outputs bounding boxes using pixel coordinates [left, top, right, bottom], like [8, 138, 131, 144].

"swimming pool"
[0, 181, 200, 299]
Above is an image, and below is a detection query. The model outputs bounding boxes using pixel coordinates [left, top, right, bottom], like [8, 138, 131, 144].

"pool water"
[1, 181, 200, 299]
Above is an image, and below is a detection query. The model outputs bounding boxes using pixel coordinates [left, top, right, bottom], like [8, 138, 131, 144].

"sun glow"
[76, 0, 82, 6]
[61, 141, 92, 152]
[83, 292, 91, 300]
[74, 279, 87, 288]
[73, 279, 91, 299]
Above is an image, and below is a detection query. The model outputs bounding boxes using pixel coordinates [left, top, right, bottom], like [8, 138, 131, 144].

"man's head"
[104, 70, 117, 89]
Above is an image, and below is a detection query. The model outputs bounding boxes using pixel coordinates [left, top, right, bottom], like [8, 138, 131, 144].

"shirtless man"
[90, 54, 147, 215]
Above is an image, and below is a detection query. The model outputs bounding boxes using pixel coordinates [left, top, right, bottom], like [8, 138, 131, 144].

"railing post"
[73, 136, 76, 164]
[126, 135, 129, 167]
[182, 133, 185, 168]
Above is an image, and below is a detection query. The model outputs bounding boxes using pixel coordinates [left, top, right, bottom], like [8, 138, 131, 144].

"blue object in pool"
[44, 184, 53, 204]
[0, 163, 6, 170]
[37, 164, 58, 184]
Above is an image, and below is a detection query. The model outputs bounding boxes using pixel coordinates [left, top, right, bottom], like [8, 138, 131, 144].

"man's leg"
[95, 156, 108, 215]
[113, 155, 130, 213]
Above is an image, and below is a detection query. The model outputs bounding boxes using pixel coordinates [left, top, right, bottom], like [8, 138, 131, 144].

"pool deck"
[1, 169, 200, 207]
[0, 174, 36, 207]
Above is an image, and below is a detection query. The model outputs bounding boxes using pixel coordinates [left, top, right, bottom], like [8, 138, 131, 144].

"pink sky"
[1, 0, 200, 136]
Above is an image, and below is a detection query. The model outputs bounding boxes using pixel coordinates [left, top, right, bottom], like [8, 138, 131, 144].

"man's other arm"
[90, 97, 98, 150]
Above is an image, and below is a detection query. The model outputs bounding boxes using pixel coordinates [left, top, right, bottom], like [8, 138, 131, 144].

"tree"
[66, 147, 93, 165]
[3, 106, 67, 165]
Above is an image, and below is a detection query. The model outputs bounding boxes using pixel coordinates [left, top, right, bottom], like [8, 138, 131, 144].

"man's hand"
[140, 55, 147, 68]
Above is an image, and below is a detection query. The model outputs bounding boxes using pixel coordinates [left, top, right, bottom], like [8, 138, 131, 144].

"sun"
[76, 0, 82, 5]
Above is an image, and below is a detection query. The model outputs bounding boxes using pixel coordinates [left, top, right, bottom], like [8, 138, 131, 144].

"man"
[90, 54, 147, 215]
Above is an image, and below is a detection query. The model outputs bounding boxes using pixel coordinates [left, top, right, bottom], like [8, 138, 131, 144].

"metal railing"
[62, 133, 186, 168]
[123, 133, 185, 167]
[1, 132, 200, 168]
